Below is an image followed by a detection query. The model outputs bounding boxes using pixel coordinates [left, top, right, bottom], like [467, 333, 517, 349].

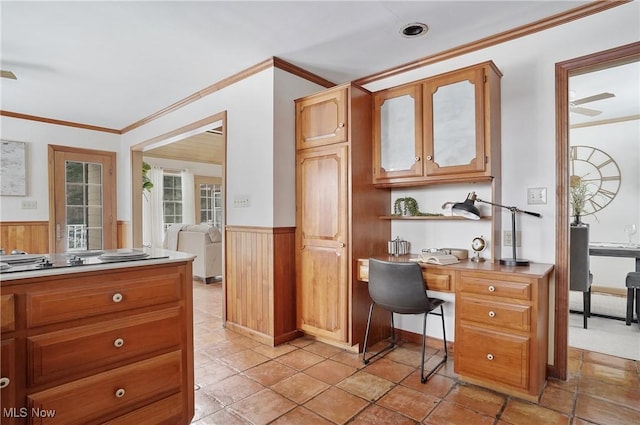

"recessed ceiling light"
[400, 22, 428, 38]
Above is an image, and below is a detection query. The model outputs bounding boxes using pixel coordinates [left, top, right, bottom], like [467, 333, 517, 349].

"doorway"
[554, 42, 640, 379]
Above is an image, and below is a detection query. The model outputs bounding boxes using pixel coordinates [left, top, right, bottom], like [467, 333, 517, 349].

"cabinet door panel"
[1, 339, 16, 425]
[296, 88, 348, 149]
[296, 146, 348, 342]
[373, 84, 423, 182]
[424, 67, 486, 176]
[1, 294, 15, 332]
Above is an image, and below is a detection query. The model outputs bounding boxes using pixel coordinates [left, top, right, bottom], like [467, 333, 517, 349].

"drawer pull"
[0, 377, 9, 389]
[487, 354, 494, 361]
[488, 285, 496, 292]
[112, 293, 123, 303]
[488, 311, 496, 318]
[115, 388, 126, 398]
[113, 338, 124, 348]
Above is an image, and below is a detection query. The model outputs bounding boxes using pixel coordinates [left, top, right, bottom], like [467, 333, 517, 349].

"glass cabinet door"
[373, 84, 423, 182]
[424, 67, 486, 176]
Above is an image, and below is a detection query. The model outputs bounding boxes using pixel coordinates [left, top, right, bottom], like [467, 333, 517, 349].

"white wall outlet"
[233, 195, 250, 208]
[527, 187, 547, 205]
[504, 230, 521, 247]
[21, 200, 37, 209]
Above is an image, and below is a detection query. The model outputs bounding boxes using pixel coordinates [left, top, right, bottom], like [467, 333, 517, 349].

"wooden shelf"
[379, 215, 491, 220]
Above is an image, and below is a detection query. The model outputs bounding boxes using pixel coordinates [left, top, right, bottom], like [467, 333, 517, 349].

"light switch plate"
[21, 200, 37, 209]
[527, 187, 547, 205]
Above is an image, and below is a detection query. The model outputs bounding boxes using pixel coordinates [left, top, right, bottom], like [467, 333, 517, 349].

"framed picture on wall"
[0, 140, 27, 196]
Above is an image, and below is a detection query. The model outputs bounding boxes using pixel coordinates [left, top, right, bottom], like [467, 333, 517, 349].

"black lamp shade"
[451, 194, 481, 220]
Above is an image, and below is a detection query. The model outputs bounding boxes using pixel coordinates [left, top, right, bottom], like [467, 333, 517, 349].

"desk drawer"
[26, 272, 182, 328]
[458, 273, 531, 301]
[1, 294, 15, 332]
[456, 323, 530, 390]
[458, 296, 531, 332]
[28, 350, 182, 425]
[424, 272, 452, 292]
[27, 307, 182, 386]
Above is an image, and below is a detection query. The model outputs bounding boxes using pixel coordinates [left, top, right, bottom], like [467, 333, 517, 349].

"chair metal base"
[362, 301, 448, 384]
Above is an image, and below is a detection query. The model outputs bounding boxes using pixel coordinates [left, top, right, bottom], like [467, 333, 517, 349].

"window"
[199, 183, 222, 228]
[163, 174, 182, 229]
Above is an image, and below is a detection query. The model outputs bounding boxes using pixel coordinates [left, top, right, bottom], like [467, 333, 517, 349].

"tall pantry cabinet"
[295, 83, 390, 350]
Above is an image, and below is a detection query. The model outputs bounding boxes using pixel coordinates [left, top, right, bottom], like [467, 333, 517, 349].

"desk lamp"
[451, 192, 542, 266]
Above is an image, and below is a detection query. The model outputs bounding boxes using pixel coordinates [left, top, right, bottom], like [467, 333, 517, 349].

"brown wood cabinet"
[0, 260, 194, 424]
[455, 267, 551, 402]
[295, 83, 390, 350]
[373, 61, 502, 187]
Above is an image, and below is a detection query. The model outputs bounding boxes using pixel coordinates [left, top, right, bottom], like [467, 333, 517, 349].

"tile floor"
[190, 281, 640, 425]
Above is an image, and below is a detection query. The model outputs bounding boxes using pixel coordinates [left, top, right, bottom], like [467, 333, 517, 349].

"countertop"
[0, 248, 195, 283]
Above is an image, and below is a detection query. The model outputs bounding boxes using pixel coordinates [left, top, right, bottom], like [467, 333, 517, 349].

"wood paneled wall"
[0, 221, 49, 254]
[117, 221, 131, 248]
[225, 226, 299, 346]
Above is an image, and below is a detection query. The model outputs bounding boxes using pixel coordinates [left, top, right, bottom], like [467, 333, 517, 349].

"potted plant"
[142, 161, 153, 199]
[569, 176, 589, 225]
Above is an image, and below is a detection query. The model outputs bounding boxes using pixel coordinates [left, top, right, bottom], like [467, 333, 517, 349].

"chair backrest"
[570, 225, 591, 292]
[368, 258, 433, 314]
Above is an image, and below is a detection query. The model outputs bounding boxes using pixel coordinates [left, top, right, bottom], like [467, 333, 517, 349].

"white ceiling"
[1, 0, 602, 131]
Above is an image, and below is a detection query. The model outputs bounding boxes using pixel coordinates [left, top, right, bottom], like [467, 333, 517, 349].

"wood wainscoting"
[0, 221, 49, 253]
[225, 225, 300, 346]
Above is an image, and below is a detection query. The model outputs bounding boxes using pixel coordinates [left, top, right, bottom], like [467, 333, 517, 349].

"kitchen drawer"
[26, 271, 182, 328]
[458, 273, 532, 301]
[456, 323, 530, 390]
[458, 296, 531, 332]
[28, 350, 182, 425]
[101, 393, 184, 425]
[27, 307, 182, 386]
[1, 294, 15, 332]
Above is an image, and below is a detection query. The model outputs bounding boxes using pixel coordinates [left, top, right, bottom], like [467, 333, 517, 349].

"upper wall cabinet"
[373, 61, 502, 187]
[296, 88, 348, 150]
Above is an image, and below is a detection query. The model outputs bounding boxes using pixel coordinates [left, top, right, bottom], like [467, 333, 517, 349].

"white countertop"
[0, 248, 195, 282]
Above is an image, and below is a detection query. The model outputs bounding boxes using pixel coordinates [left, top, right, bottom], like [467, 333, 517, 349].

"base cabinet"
[455, 269, 550, 402]
[0, 261, 194, 425]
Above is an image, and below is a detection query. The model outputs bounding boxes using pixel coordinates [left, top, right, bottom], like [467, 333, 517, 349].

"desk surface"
[589, 242, 640, 258]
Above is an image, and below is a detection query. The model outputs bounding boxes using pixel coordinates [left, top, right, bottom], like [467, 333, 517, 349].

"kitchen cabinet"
[455, 268, 550, 402]
[373, 61, 502, 187]
[295, 83, 390, 349]
[0, 256, 194, 424]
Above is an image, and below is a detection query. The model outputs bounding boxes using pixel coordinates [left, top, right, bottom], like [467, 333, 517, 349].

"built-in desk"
[357, 255, 554, 402]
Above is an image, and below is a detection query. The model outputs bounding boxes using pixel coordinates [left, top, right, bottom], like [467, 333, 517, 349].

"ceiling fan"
[569, 92, 615, 116]
[1, 70, 17, 80]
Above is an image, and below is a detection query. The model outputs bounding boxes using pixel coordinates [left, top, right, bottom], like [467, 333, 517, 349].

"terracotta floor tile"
[377, 384, 440, 421]
[270, 406, 333, 425]
[192, 390, 224, 422]
[500, 399, 570, 425]
[288, 336, 315, 348]
[303, 341, 344, 358]
[304, 359, 357, 385]
[578, 377, 640, 411]
[362, 357, 415, 383]
[304, 387, 369, 424]
[400, 370, 455, 398]
[575, 393, 640, 425]
[243, 360, 297, 387]
[382, 346, 423, 368]
[568, 356, 583, 374]
[228, 388, 296, 425]
[435, 358, 459, 380]
[220, 349, 270, 371]
[583, 351, 638, 372]
[539, 384, 575, 415]
[271, 372, 330, 404]
[330, 350, 367, 369]
[568, 346, 585, 360]
[580, 362, 639, 387]
[336, 370, 395, 401]
[202, 374, 264, 406]
[570, 419, 599, 425]
[546, 376, 578, 393]
[191, 409, 250, 424]
[202, 340, 250, 359]
[251, 342, 298, 359]
[349, 404, 415, 425]
[424, 400, 496, 425]
[196, 359, 241, 388]
[444, 383, 506, 417]
[276, 348, 325, 370]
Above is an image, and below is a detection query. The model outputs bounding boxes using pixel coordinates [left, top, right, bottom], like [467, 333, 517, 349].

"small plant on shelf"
[392, 197, 443, 217]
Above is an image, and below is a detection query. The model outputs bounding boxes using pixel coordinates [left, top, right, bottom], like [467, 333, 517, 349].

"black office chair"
[362, 258, 448, 383]
[625, 272, 640, 328]
[570, 225, 593, 329]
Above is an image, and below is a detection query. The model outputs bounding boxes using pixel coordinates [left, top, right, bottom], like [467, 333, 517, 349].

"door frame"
[48, 144, 117, 253]
[553, 41, 640, 379]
